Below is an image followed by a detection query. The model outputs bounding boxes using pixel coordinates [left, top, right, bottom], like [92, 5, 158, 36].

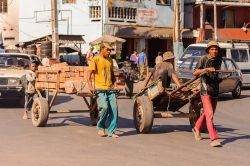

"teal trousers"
[96, 91, 118, 136]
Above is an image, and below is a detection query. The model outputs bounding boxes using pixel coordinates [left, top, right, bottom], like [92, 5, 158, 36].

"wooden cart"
[31, 65, 98, 127]
[133, 76, 203, 133]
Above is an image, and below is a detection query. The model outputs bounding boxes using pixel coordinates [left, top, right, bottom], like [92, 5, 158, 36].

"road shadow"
[0, 100, 23, 108]
[47, 115, 94, 127]
[216, 125, 250, 145]
[218, 93, 250, 102]
[49, 95, 74, 106]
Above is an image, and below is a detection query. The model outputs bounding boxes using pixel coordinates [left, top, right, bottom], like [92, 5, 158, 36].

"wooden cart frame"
[31, 70, 98, 127]
[133, 75, 203, 133]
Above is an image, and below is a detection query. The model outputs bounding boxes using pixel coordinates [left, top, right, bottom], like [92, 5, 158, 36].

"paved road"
[0, 89, 250, 166]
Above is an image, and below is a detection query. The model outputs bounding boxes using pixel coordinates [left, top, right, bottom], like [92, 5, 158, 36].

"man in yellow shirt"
[87, 42, 119, 138]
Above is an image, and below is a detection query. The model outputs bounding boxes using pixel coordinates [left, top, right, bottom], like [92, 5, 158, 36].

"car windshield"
[182, 46, 206, 59]
[0, 54, 31, 69]
[178, 57, 198, 71]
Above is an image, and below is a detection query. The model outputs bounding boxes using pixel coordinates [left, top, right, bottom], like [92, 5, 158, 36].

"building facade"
[184, 0, 250, 44]
[19, 0, 185, 64]
[0, 0, 19, 46]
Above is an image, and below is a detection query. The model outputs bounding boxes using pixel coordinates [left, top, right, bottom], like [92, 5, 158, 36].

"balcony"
[108, 7, 137, 23]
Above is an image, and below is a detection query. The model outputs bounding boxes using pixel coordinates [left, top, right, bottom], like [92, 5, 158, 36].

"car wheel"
[232, 83, 241, 98]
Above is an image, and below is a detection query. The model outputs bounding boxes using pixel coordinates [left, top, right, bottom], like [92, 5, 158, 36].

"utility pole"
[173, 0, 183, 61]
[51, 0, 59, 60]
[199, 0, 205, 41]
[213, 0, 218, 41]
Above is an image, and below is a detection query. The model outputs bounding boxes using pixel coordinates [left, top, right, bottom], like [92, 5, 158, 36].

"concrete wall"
[19, 0, 102, 47]
[0, 0, 19, 46]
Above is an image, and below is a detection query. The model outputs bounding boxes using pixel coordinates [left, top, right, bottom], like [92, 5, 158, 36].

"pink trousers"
[195, 95, 218, 141]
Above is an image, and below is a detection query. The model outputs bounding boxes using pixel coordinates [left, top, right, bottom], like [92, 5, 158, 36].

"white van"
[177, 42, 250, 86]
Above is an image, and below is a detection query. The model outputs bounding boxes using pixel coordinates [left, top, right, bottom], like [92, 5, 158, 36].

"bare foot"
[109, 134, 119, 138]
[97, 130, 106, 137]
[22, 111, 28, 120]
[192, 127, 202, 141]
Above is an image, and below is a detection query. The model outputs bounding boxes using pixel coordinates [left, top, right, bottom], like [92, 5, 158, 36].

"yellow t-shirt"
[88, 55, 114, 90]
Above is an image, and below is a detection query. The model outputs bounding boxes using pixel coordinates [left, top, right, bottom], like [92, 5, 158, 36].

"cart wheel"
[89, 97, 98, 126]
[133, 96, 154, 133]
[189, 99, 203, 128]
[31, 97, 49, 127]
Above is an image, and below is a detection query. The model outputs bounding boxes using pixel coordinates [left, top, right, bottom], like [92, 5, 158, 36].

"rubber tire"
[124, 75, 134, 97]
[133, 96, 154, 133]
[232, 83, 241, 98]
[31, 97, 49, 127]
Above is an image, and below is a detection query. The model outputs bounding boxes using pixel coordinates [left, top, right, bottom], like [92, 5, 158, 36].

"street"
[0, 88, 250, 166]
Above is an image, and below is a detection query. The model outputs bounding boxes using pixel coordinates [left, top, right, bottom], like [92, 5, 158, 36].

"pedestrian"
[138, 48, 147, 80]
[87, 42, 119, 138]
[41, 55, 50, 67]
[0, 43, 5, 53]
[143, 51, 181, 88]
[86, 46, 94, 65]
[155, 51, 163, 64]
[23, 61, 38, 119]
[192, 41, 223, 147]
[130, 51, 138, 70]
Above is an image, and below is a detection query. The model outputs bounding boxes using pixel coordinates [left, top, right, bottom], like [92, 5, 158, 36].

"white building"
[0, 0, 19, 46]
[19, 0, 185, 64]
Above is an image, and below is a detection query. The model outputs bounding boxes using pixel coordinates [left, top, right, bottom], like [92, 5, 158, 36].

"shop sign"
[137, 8, 158, 26]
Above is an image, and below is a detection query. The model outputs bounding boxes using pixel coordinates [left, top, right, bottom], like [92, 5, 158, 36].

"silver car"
[0, 53, 41, 106]
[177, 56, 242, 98]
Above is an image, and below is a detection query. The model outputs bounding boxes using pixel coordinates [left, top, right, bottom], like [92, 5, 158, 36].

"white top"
[42, 57, 50, 66]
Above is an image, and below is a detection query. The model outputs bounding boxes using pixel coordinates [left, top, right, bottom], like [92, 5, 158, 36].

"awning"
[90, 35, 126, 45]
[217, 28, 250, 42]
[23, 34, 85, 45]
[115, 26, 173, 39]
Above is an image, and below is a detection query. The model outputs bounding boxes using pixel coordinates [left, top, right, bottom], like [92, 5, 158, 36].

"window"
[220, 61, 226, 70]
[0, 0, 7, 13]
[89, 6, 101, 19]
[231, 49, 249, 62]
[224, 60, 235, 70]
[62, 0, 76, 4]
[156, 0, 171, 6]
[205, 8, 213, 23]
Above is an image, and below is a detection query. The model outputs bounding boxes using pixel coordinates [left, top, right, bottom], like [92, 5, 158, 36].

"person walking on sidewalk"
[192, 41, 223, 147]
[130, 50, 138, 70]
[87, 42, 119, 138]
[138, 48, 147, 80]
[23, 61, 38, 119]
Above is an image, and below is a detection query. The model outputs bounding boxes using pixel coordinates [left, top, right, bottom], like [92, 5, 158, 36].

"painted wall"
[0, 0, 19, 46]
[19, 0, 102, 46]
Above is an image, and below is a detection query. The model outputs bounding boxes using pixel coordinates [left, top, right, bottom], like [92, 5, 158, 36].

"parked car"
[0, 53, 42, 106]
[177, 42, 250, 86]
[177, 56, 242, 98]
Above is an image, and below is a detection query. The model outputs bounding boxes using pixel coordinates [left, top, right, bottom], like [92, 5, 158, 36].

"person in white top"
[86, 46, 94, 65]
[41, 55, 50, 66]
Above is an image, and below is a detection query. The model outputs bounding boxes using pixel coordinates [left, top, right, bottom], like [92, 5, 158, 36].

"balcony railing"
[108, 7, 137, 23]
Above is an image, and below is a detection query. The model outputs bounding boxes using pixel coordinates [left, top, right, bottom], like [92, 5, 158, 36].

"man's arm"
[26, 72, 35, 82]
[87, 70, 94, 94]
[143, 72, 153, 88]
[172, 72, 181, 87]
